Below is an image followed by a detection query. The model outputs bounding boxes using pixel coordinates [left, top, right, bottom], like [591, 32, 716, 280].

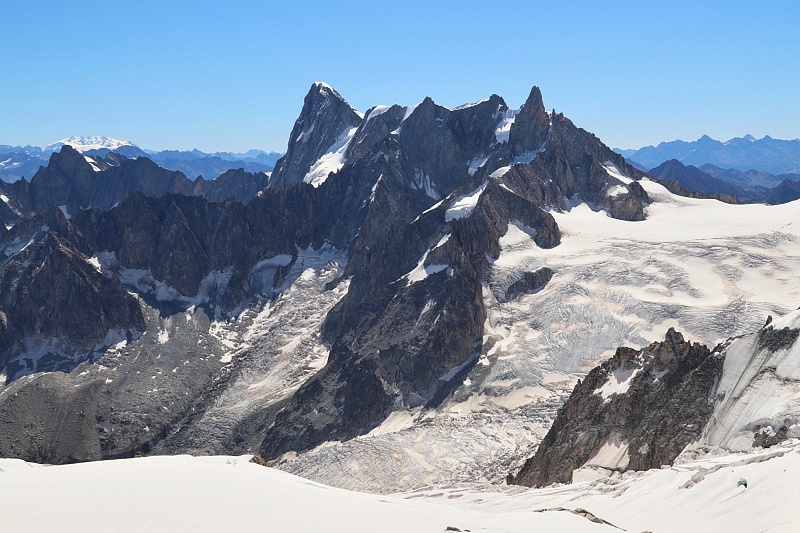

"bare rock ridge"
[511, 311, 800, 488]
[511, 329, 722, 487]
[0, 83, 651, 464]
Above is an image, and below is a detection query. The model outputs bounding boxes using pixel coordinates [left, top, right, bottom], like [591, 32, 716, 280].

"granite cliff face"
[269, 82, 363, 189]
[0, 83, 652, 465]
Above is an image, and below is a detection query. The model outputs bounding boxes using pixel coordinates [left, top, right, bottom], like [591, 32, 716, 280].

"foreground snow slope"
[2, 444, 800, 532]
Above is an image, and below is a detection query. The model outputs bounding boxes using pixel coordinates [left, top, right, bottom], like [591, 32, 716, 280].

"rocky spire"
[270, 82, 363, 188]
[508, 86, 550, 159]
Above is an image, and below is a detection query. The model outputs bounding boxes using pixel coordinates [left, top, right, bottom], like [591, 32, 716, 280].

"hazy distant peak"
[45, 135, 135, 153]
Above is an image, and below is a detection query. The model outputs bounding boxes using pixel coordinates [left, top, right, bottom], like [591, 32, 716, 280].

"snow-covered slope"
[699, 307, 800, 451]
[2, 444, 800, 532]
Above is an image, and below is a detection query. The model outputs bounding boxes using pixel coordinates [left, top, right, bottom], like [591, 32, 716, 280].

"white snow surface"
[445, 180, 489, 221]
[4, 442, 800, 532]
[698, 307, 800, 451]
[83, 155, 103, 172]
[46, 135, 134, 153]
[303, 126, 358, 187]
[410, 169, 440, 200]
[602, 161, 633, 184]
[364, 104, 392, 122]
[403, 234, 451, 285]
[467, 155, 489, 176]
[595, 367, 640, 401]
[606, 184, 627, 197]
[494, 108, 519, 144]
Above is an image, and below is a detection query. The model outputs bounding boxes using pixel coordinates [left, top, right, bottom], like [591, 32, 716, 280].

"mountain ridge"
[617, 134, 800, 174]
[0, 137, 283, 182]
[0, 83, 797, 498]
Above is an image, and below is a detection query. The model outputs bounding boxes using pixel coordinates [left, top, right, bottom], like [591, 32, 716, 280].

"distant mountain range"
[616, 134, 800, 174]
[0, 136, 283, 182]
[647, 159, 800, 204]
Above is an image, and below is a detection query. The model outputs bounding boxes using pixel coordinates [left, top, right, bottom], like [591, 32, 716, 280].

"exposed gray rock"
[511, 329, 723, 487]
[0, 208, 144, 381]
[500, 268, 553, 303]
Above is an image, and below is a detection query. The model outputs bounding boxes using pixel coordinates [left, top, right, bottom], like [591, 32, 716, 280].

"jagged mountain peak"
[509, 86, 549, 158]
[269, 83, 363, 188]
[305, 81, 356, 112]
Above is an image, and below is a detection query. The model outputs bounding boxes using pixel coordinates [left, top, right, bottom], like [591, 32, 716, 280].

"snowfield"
[2, 443, 800, 532]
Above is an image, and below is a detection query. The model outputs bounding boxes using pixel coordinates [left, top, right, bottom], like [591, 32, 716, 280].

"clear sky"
[3, 1, 799, 152]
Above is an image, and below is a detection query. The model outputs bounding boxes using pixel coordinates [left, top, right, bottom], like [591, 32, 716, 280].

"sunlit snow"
[303, 126, 358, 187]
[445, 181, 488, 221]
[494, 108, 519, 144]
[4, 442, 800, 532]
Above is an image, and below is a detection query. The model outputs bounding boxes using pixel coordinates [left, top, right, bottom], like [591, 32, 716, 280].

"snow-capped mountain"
[0, 82, 798, 501]
[44, 135, 135, 153]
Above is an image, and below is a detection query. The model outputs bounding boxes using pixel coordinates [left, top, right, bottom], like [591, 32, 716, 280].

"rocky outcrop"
[5, 146, 270, 221]
[500, 267, 553, 303]
[192, 168, 271, 203]
[508, 86, 550, 159]
[511, 329, 722, 487]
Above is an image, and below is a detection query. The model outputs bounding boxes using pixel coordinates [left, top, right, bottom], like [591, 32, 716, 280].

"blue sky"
[3, 1, 799, 152]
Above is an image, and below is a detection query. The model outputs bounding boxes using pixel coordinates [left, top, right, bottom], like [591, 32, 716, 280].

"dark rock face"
[192, 168, 271, 203]
[509, 87, 550, 159]
[0, 179, 29, 228]
[0, 208, 144, 381]
[511, 329, 723, 487]
[6, 146, 270, 221]
[757, 325, 800, 351]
